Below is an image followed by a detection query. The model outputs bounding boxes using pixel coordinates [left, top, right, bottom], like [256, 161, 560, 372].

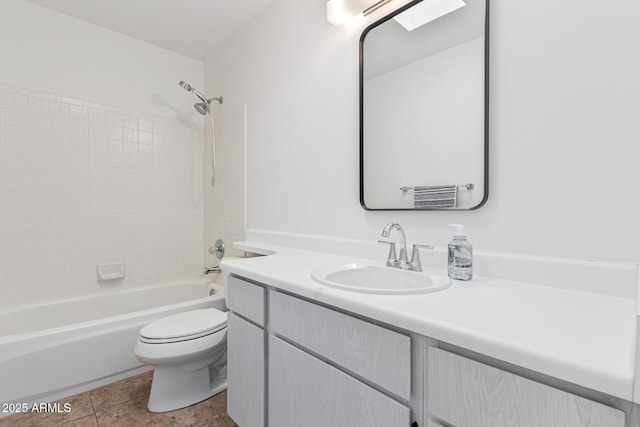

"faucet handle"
[378, 240, 399, 268]
[410, 244, 434, 272]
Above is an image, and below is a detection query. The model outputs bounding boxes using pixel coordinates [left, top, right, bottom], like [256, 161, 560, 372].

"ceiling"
[26, 0, 273, 61]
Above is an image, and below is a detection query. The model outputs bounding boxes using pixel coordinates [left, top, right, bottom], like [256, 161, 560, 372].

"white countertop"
[220, 241, 637, 401]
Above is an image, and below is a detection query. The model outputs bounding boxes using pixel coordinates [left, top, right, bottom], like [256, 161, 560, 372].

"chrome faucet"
[204, 266, 221, 275]
[381, 223, 410, 269]
[380, 223, 434, 271]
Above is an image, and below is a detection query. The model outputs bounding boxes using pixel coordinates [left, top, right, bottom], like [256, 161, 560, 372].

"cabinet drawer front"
[427, 347, 625, 427]
[269, 336, 410, 427]
[270, 290, 411, 400]
[227, 276, 265, 326]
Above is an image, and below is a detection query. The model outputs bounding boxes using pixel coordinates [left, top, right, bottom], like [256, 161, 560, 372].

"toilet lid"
[140, 308, 227, 341]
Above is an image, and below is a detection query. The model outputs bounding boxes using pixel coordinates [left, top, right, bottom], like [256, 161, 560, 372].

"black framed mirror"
[360, 0, 489, 210]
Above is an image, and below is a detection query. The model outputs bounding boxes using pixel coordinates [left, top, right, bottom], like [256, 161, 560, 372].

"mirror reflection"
[360, 0, 488, 210]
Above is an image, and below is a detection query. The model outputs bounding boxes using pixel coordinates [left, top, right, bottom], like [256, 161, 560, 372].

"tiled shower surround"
[0, 84, 204, 310]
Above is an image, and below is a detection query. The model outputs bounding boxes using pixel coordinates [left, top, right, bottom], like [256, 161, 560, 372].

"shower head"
[194, 102, 209, 116]
[179, 81, 223, 116]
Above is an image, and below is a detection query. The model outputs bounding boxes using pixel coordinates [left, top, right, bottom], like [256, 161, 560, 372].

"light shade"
[394, 0, 465, 31]
[327, 0, 394, 26]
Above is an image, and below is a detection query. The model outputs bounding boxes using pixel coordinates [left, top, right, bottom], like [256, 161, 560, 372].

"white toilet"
[134, 308, 228, 412]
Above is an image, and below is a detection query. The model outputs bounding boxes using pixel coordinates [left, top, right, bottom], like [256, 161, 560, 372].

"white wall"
[206, 0, 640, 265]
[0, 0, 206, 309]
[0, 0, 204, 118]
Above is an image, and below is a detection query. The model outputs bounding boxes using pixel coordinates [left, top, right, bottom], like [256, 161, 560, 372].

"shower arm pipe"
[191, 88, 207, 103]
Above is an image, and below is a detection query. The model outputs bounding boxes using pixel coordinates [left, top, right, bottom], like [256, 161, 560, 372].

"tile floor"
[0, 371, 237, 427]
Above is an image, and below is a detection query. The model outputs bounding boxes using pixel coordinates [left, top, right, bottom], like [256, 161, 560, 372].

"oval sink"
[311, 263, 451, 295]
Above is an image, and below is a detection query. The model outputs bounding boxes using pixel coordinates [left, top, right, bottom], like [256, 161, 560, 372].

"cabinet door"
[428, 347, 625, 427]
[227, 312, 264, 427]
[270, 290, 411, 400]
[269, 336, 410, 427]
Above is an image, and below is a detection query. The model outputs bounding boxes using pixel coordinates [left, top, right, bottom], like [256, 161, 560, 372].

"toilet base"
[147, 352, 227, 413]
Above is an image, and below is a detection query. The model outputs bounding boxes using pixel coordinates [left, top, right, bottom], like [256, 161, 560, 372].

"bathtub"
[0, 278, 226, 410]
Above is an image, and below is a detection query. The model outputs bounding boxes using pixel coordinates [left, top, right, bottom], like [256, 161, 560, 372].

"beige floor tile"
[0, 412, 39, 427]
[0, 372, 232, 427]
[204, 390, 227, 415]
[220, 413, 239, 427]
[204, 391, 237, 427]
[95, 396, 227, 427]
[0, 392, 94, 427]
[58, 414, 100, 426]
[88, 370, 153, 412]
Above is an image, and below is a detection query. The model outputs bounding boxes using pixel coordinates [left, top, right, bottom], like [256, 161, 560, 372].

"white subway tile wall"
[0, 83, 204, 310]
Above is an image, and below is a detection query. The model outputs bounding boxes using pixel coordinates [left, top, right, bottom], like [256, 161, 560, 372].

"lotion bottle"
[448, 224, 473, 281]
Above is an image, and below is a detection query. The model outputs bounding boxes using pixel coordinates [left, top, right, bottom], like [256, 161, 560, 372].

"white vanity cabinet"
[226, 277, 266, 427]
[226, 273, 630, 427]
[226, 275, 411, 427]
[426, 347, 625, 427]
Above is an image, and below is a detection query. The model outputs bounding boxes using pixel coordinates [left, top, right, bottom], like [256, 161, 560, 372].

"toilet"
[134, 308, 228, 412]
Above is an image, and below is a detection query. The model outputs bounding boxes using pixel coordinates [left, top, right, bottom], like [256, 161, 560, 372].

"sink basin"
[311, 263, 451, 295]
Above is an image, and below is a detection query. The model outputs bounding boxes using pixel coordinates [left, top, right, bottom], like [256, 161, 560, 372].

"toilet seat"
[139, 308, 227, 344]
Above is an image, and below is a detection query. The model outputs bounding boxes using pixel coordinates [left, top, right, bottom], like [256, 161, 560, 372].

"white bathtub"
[0, 279, 226, 410]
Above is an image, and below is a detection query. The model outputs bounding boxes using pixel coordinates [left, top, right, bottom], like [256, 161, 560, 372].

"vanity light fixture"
[394, 0, 465, 31]
[326, 0, 394, 26]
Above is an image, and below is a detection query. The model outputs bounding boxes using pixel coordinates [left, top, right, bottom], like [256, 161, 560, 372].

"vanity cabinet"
[226, 274, 629, 427]
[426, 347, 625, 427]
[226, 275, 411, 427]
[226, 277, 266, 427]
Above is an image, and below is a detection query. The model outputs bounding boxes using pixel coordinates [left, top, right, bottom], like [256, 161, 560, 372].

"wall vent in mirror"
[360, 0, 489, 210]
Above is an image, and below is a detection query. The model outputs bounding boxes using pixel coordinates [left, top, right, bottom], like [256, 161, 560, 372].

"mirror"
[360, 0, 489, 210]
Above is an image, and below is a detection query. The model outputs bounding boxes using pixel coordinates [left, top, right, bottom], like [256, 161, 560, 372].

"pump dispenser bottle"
[448, 224, 473, 281]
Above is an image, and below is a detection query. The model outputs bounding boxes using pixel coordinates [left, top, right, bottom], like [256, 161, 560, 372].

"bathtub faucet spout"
[204, 266, 221, 275]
